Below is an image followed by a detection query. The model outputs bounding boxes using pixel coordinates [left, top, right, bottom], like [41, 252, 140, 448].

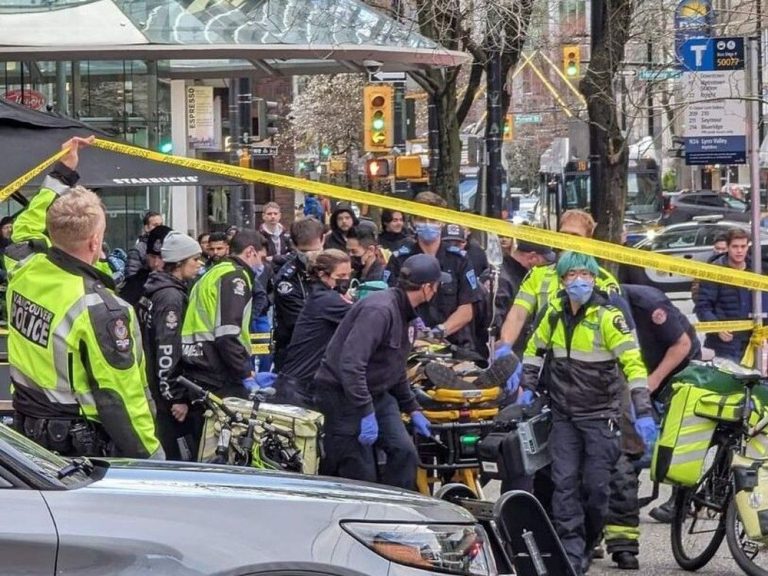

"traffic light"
[254, 99, 279, 140]
[363, 85, 394, 152]
[158, 139, 173, 154]
[366, 158, 390, 178]
[563, 45, 581, 77]
[503, 114, 514, 142]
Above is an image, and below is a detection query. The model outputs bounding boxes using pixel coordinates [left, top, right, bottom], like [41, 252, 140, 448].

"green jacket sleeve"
[13, 163, 79, 245]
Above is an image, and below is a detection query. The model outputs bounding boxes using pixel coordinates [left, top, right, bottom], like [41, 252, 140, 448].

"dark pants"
[317, 389, 418, 490]
[604, 452, 640, 556]
[154, 403, 198, 461]
[550, 413, 621, 574]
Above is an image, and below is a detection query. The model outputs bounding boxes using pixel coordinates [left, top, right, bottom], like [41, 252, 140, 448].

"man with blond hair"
[8, 137, 162, 460]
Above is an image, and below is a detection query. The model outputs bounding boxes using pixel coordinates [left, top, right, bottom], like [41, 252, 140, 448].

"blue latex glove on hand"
[358, 413, 379, 446]
[243, 372, 277, 391]
[515, 389, 535, 406]
[634, 416, 657, 450]
[411, 411, 432, 437]
[495, 344, 512, 360]
[505, 363, 523, 394]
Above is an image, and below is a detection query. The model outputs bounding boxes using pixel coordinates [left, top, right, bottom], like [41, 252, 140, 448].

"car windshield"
[0, 423, 92, 486]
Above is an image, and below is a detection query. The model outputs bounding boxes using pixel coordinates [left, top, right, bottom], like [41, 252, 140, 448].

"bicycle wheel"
[670, 447, 729, 570]
[726, 499, 768, 576]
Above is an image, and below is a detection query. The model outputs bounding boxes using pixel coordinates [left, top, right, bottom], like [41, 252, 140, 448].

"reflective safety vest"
[8, 249, 161, 458]
[513, 263, 620, 319]
[181, 259, 253, 386]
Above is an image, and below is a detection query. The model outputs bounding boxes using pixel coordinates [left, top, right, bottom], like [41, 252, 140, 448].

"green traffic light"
[322, 146, 331, 157]
[159, 141, 173, 154]
[566, 63, 578, 77]
[372, 118, 385, 130]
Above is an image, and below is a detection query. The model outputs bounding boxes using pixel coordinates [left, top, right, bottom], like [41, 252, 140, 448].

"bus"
[539, 138, 662, 228]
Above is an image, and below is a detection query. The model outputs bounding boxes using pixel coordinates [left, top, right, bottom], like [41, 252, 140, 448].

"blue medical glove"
[358, 412, 379, 446]
[243, 372, 277, 391]
[505, 363, 523, 394]
[410, 411, 432, 437]
[634, 416, 657, 450]
[494, 343, 512, 360]
[515, 389, 535, 406]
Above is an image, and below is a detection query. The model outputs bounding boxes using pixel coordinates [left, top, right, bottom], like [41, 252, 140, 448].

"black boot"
[612, 552, 639, 570]
[649, 489, 677, 523]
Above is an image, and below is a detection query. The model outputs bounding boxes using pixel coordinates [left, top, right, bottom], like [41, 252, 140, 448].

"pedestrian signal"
[563, 45, 581, 77]
[366, 158, 390, 178]
[363, 85, 394, 152]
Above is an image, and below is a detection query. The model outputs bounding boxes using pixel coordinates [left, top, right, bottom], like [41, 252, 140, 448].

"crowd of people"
[4, 137, 737, 576]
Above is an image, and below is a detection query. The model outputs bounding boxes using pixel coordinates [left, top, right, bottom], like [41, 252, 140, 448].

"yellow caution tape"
[694, 321, 756, 334]
[0, 148, 68, 202]
[6, 137, 768, 292]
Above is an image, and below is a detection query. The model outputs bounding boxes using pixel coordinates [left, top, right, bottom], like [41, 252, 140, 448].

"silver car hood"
[84, 459, 476, 523]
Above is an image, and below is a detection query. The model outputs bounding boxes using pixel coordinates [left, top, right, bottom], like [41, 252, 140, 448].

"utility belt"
[15, 413, 112, 457]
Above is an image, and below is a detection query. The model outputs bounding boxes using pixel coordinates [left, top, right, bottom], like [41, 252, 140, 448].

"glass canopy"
[0, 0, 467, 72]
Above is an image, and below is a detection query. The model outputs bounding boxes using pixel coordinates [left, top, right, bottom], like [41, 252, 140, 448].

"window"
[723, 195, 747, 211]
[651, 228, 698, 250]
[696, 194, 722, 207]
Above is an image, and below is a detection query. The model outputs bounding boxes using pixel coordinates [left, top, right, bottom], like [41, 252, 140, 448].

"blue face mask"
[565, 278, 594, 305]
[415, 223, 441, 243]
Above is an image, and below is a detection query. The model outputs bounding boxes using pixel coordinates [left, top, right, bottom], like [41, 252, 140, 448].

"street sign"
[674, 0, 713, 66]
[682, 36, 747, 165]
[249, 145, 279, 157]
[638, 68, 682, 81]
[514, 113, 542, 124]
[368, 71, 407, 84]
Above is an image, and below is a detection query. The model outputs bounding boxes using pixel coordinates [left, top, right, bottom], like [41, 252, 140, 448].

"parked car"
[663, 190, 749, 223]
[0, 424, 497, 576]
[620, 219, 764, 294]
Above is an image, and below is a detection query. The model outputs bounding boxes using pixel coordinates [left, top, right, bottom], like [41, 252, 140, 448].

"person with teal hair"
[518, 250, 655, 576]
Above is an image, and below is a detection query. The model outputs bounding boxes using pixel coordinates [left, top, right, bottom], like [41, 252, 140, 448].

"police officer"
[385, 192, 481, 351]
[276, 249, 353, 406]
[314, 254, 442, 489]
[520, 252, 656, 576]
[181, 229, 276, 455]
[272, 217, 324, 370]
[138, 232, 202, 460]
[9, 165, 162, 459]
[618, 284, 701, 527]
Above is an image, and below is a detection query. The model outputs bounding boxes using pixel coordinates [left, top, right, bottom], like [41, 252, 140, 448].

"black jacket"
[138, 271, 188, 404]
[120, 267, 149, 308]
[272, 252, 312, 363]
[324, 205, 359, 251]
[260, 223, 292, 259]
[282, 283, 352, 384]
[314, 288, 421, 417]
[379, 230, 412, 253]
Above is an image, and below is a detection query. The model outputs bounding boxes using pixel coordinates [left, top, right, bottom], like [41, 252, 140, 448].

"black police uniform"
[313, 287, 421, 489]
[272, 252, 311, 371]
[496, 254, 532, 356]
[384, 241, 481, 349]
[623, 284, 700, 395]
[138, 271, 193, 460]
[277, 282, 352, 406]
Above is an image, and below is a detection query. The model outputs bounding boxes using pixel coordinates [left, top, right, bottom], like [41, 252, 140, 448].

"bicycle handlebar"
[176, 376, 244, 423]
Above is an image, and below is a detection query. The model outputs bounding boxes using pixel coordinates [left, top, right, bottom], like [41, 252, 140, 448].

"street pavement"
[484, 472, 746, 575]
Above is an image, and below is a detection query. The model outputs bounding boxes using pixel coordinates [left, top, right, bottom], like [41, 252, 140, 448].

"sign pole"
[748, 36, 765, 372]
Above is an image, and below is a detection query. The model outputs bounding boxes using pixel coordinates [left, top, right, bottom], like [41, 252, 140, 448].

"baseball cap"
[516, 240, 556, 263]
[400, 254, 452, 285]
[162, 232, 202, 263]
[442, 223, 465, 242]
[146, 225, 173, 256]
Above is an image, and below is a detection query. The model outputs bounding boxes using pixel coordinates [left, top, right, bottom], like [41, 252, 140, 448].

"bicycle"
[669, 368, 768, 575]
[176, 376, 303, 473]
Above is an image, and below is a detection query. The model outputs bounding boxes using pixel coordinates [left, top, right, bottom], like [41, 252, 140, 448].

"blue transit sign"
[680, 37, 745, 71]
